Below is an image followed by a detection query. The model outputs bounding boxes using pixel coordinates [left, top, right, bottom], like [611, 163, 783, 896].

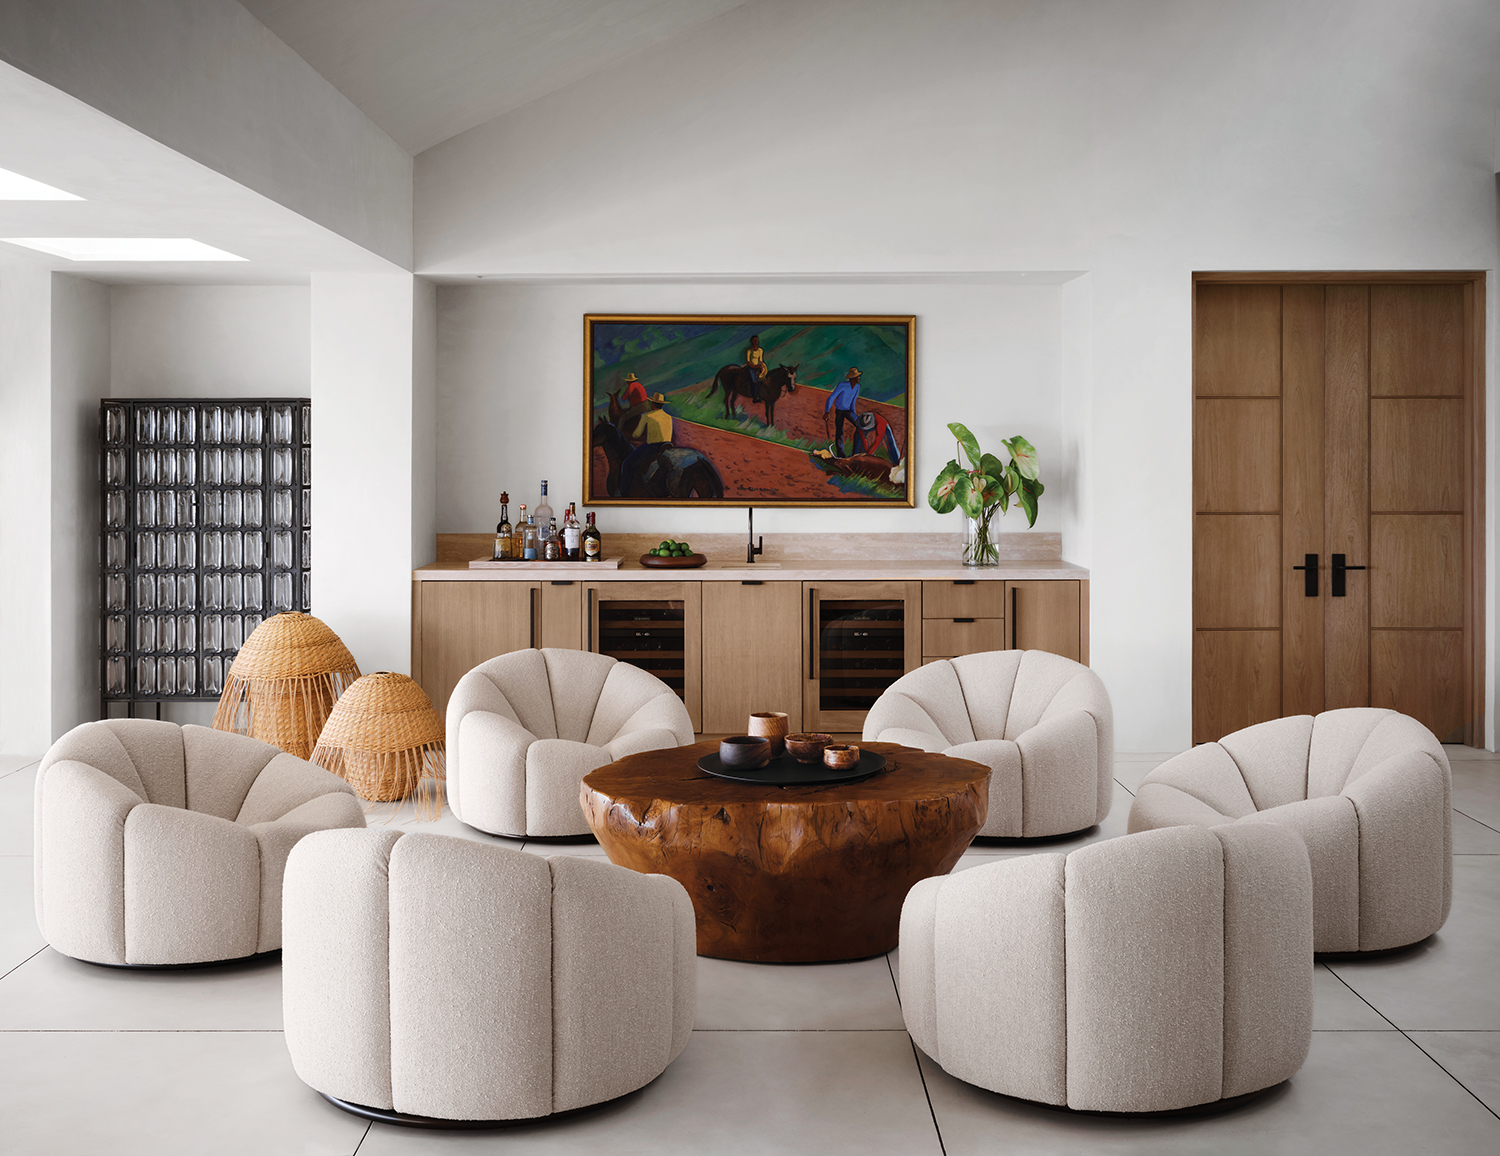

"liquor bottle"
[513, 505, 527, 559]
[582, 511, 602, 561]
[534, 480, 554, 532]
[544, 517, 562, 561]
[563, 503, 582, 561]
[494, 492, 513, 560]
[522, 512, 538, 561]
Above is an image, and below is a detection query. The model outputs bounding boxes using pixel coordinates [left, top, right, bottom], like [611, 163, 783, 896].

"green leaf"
[1016, 484, 1039, 527]
[958, 473, 985, 519]
[948, 422, 983, 470]
[1002, 435, 1039, 481]
[980, 452, 1007, 484]
[927, 460, 965, 514]
[973, 471, 1003, 507]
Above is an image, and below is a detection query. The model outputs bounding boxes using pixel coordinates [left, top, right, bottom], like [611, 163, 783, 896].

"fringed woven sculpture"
[213, 612, 360, 760]
[312, 672, 446, 807]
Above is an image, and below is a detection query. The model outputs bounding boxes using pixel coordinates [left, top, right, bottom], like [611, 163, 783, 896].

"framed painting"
[585, 314, 915, 507]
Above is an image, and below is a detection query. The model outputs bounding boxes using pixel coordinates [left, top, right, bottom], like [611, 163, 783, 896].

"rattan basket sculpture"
[212, 612, 360, 760]
[311, 672, 446, 805]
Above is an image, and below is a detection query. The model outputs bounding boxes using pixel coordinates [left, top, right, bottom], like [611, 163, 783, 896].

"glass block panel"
[223, 490, 243, 528]
[177, 657, 196, 695]
[224, 572, 243, 612]
[301, 403, 312, 443]
[177, 615, 196, 653]
[106, 450, 127, 486]
[300, 570, 311, 611]
[156, 532, 176, 570]
[243, 613, 262, 640]
[176, 406, 196, 444]
[156, 491, 176, 529]
[300, 447, 311, 484]
[203, 614, 222, 653]
[244, 572, 263, 611]
[272, 448, 292, 486]
[301, 530, 311, 566]
[106, 574, 127, 612]
[106, 615, 127, 653]
[107, 533, 127, 570]
[136, 657, 156, 696]
[224, 406, 244, 444]
[104, 406, 127, 445]
[178, 532, 196, 569]
[272, 572, 294, 613]
[201, 490, 221, 527]
[203, 655, 223, 696]
[157, 657, 176, 696]
[224, 614, 243, 652]
[202, 405, 222, 445]
[106, 657, 127, 696]
[244, 490, 262, 526]
[136, 615, 156, 653]
[223, 531, 242, 570]
[202, 573, 222, 611]
[157, 449, 177, 486]
[136, 407, 157, 445]
[202, 530, 222, 569]
[136, 574, 156, 611]
[136, 449, 156, 486]
[273, 531, 292, 570]
[202, 448, 223, 486]
[244, 449, 263, 487]
[271, 404, 293, 445]
[272, 489, 293, 529]
[177, 575, 196, 611]
[157, 574, 176, 610]
[136, 532, 156, 570]
[157, 615, 176, 653]
[244, 530, 264, 569]
[302, 487, 311, 527]
[245, 407, 264, 443]
[224, 447, 243, 486]
[176, 492, 196, 526]
[177, 448, 195, 486]
[106, 490, 127, 528]
[136, 489, 157, 527]
[159, 407, 178, 444]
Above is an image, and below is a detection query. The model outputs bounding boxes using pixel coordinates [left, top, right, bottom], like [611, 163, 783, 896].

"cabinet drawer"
[922, 617, 1007, 657]
[923, 581, 1005, 619]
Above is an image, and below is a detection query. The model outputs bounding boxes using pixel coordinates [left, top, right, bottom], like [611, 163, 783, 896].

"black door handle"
[1291, 553, 1319, 597]
[1330, 554, 1365, 598]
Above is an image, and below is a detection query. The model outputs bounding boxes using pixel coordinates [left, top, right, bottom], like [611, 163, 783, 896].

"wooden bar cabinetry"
[412, 581, 539, 715]
[803, 581, 922, 733]
[585, 581, 703, 731]
[701, 581, 805, 734]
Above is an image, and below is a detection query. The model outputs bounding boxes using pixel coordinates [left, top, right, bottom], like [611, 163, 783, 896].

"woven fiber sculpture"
[312, 672, 446, 805]
[213, 612, 360, 760]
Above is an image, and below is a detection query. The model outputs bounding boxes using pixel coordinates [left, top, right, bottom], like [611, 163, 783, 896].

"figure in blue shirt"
[824, 367, 862, 457]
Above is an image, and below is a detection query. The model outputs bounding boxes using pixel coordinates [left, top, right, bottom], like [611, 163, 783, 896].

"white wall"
[0, 0, 412, 266]
[416, 0, 1500, 750]
[110, 285, 311, 398]
[311, 272, 425, 675]
[50, 274, 109, 740]
[436, 278, 1066, 536]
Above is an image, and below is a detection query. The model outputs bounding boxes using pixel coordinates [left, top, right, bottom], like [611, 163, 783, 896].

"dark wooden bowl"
[785, 733, 833, 764]
[822, 744, 861, 771]
[719, 735, 771, 771]
[639, 553, 707, 568]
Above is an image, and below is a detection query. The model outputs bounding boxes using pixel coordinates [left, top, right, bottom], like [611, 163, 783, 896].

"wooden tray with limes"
[640, 540, 707, 568]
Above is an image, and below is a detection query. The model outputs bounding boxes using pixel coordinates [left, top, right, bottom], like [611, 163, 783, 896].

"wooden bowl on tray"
[785, 733, 833, 764]
[822, 744, 861, 771]
[719, 736, 771, 771]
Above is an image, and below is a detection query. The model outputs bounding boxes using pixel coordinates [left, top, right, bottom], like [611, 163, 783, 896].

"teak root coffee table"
[579, 740, 988, 962]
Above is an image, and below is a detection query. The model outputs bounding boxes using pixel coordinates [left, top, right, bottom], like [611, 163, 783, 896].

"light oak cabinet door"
[701, 581, 804, 734]
[539, 580, 583, 650]
[1004, 581, 1082, 661]
[414, 581, 538, 717]
[585, 581, 702, 731]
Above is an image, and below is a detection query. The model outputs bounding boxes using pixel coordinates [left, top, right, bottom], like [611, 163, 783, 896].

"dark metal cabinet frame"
[100, 398, 311, 716]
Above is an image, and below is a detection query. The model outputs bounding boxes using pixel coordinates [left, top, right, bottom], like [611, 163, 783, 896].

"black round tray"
[697, 749, 887, 787]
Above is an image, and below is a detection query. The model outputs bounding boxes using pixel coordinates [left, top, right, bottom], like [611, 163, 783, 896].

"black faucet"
[746, 507, 763, 564]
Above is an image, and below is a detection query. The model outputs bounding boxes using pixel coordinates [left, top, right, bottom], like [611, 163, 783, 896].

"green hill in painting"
[590, 321, 909, 410]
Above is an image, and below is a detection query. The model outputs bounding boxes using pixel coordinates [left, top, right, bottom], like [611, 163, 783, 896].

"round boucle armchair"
[447, 648, 694, 838]
[34, 719, 365, 966]
[863, 650, 1112, 838]
[901, 824, 1313, 1114]
[1128, 708, 1451, 954]
[283, 828, 696, 1126]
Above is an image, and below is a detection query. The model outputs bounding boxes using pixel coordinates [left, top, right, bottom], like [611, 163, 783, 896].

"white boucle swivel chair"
[446, 648, 695, 838]
[901, 824, 1313, 1114]
[34, 719, 365, 966]
[283, 828, 696, 1126]
[863, 650, 1113, 838]
[1129, 708, 1451, 953]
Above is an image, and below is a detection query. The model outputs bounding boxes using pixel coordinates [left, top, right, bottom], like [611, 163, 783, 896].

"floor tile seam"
[1405, 1029, 1500, 1034]
[0, 946, 44, 984]
[1114, 777, 1135, 797]
[1453, 807, 1500, 835]
[1399, 1029, 1500, 1123]
[1310, 1027, 1400, 1032]
[1321, 964, 1402, 1031]
[0, 761, 40, 780]
[908, 1035, 948, 1155]
[350, 1119, 373, 1156]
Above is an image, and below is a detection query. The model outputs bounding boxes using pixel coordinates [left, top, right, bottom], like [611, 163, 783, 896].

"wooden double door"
[1193, 275, 1485, 745]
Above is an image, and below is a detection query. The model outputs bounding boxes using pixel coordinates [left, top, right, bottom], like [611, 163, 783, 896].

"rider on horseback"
[744, 335, 765, 402]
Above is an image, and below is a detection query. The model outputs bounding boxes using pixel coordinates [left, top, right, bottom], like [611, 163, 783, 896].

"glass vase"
[963, 507, 1001, 568]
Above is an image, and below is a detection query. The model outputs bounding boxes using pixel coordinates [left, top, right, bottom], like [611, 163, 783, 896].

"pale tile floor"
[1, 749, 1497, 1154]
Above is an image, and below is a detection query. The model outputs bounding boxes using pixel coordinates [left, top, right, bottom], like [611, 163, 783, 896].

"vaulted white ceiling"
[239, 0, 750, 155]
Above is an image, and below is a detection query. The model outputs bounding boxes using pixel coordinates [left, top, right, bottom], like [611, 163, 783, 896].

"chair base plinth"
[319, 1091, 632, 1130]
[1316, 932, 1436, 962]
[77, 948, 279, 971]
[998, 1079, 1287, 1119]
[972, 824, 1099, 847]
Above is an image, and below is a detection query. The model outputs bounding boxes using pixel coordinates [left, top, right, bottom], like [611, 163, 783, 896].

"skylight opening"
[0, 238, 247, 262]
[0, 167, 83, 200]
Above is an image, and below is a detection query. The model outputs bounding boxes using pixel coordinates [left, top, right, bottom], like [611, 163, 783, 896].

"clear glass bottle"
[522, 513, 539, 560]
[582, 511, 602, 561]
[534, 480, 554, 531]
[494, 491, 514, 560]
[563, 503, 582, 561]
[544, 517, 562, 561]
[515, 505, 530, 559]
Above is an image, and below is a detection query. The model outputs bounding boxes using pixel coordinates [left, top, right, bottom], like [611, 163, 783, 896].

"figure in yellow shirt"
[744, 334, 766, 401]
[630, 393, 674, 444]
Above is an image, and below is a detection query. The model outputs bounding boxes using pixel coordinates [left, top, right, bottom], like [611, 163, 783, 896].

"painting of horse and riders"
[584, 314, 915, 507]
